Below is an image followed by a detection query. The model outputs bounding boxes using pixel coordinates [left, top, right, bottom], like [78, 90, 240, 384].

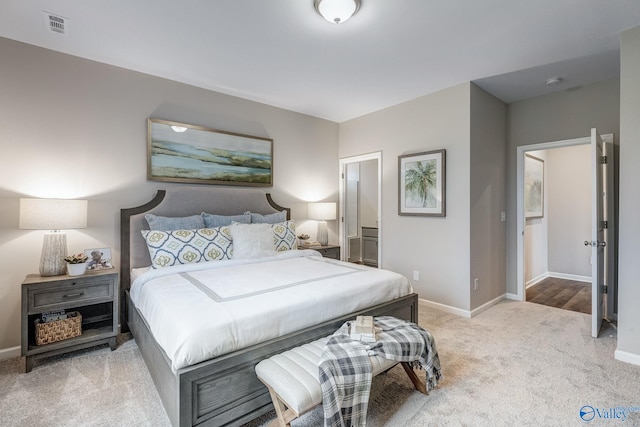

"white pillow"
[230, 223, 277, 259]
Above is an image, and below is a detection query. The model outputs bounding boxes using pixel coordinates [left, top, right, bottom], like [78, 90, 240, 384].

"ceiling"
[1, 1, 639, 122]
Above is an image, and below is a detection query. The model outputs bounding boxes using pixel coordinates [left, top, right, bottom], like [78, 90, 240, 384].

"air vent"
[43, 11, 69, 36]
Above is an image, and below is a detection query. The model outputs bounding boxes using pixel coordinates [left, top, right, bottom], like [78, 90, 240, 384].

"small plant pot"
[67, 262, 87, 276]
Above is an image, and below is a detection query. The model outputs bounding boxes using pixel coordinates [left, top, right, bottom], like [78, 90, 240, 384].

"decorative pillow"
[144, 213, 205, 231]
[202, 212, 251, 228]
[141, 227, 232, 268]
[247, 210, 287, 224]
[272, 220, 298, 252]
[229, 223, 277, 259]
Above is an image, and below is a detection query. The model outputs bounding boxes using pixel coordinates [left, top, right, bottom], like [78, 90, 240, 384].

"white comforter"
[130, 250, 412, 372]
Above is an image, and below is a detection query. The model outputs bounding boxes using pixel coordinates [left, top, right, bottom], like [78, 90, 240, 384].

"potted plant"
[64, 253, 89, 276]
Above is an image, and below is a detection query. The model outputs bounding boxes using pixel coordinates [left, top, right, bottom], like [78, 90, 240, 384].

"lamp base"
[317, 221, 328, 246]
[40, 232, 68, 276]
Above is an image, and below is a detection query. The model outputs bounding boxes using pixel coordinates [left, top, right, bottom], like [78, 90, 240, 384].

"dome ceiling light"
[314, 0, 361, 24]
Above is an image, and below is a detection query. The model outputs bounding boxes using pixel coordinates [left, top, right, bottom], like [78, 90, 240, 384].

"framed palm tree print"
[398, 149, 446, 216]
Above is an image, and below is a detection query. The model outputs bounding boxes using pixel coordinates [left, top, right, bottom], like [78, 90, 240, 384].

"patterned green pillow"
[141, 227, 232, 268]
[272, 220, 298, 252]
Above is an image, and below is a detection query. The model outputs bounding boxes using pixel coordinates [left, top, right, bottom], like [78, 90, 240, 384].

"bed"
[120, 186, 419, 426]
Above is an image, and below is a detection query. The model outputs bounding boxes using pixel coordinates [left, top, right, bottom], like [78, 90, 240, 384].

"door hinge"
[602, 285, 608, 294]
[600, 156, 608, 164]
[341, 173, 345, 179]
[600, 220, 608, 229]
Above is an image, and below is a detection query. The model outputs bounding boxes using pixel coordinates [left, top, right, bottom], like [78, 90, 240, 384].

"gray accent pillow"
[248, 210, 287, 224]
[144, 213, 205, 231]
[202, 212, 251, 227]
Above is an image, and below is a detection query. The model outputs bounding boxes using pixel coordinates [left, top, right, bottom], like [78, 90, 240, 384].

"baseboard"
[505, 292, 521, 301]
[614, 349, 640, 366]
[0, 346, 20, 361]
[526, 272, 548, 289]
[470, 294, 506, 317]
[548, 272, 591, 283]
[419, 298, 471, 318]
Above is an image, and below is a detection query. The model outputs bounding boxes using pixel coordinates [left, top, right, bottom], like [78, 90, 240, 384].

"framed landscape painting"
[524, 154, 544, 218]
[148, 118, 273, 186]
[398, 149, 446, 217]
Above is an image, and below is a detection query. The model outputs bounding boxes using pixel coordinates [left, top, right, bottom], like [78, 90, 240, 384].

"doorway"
[516, 133, 616, 336]
[339, 152, 382, 267]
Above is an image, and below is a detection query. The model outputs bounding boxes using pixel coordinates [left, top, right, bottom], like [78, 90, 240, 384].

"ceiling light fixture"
[314, 0, 361, 24]
[545, 77, 563, 87]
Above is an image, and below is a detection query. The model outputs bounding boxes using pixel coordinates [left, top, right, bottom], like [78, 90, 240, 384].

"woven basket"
[35, 311, 82, 345]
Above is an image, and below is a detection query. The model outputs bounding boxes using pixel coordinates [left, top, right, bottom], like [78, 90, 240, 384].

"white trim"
[419, 295, 506, 318]
[505, 293, 519, 300]
[526, 272, 549, 288]
[419, 298, 471, 318]
[548, 271, 591, 283]
[339, 152, 382, 266]
[0, 346, 20, 360]
[614, 349, 640, 366]
[470, 294, 506, 317]
[516, 136, 591, 302]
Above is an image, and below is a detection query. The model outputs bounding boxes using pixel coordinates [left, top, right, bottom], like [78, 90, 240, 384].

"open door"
[588, 128, 606, 337]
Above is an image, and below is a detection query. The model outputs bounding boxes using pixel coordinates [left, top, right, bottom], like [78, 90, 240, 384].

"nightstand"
[21, 269, 119, 372]
[305, 245, 340, 260]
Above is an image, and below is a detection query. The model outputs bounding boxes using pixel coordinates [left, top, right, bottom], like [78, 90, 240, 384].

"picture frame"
[398, 149, 446, 217]
[524, 154, 544, 218]
[148, 118, 273, 187]
[84, 247, 113, 270]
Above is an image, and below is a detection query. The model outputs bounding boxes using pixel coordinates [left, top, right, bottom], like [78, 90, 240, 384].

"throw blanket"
[318, 316, 442, 427]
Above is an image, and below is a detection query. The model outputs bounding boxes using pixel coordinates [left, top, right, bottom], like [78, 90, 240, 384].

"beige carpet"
[1, 300, 639, 426]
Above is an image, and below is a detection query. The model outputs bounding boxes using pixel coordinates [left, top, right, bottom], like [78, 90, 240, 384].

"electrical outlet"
[413, 271, 420, 281]
[474, 278, 479, 291]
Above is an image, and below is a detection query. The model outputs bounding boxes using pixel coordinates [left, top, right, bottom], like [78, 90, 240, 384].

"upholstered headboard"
[119, 186, 290, 326]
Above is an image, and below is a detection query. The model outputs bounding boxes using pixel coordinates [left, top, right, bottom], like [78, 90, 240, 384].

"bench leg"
[266, 386, 299, 427]
[400, 362, 428, 395]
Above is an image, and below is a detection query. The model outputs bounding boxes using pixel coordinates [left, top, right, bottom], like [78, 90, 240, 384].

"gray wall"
[506, 78, 621, 295]
[0, 38, 339, 352]
[469, 84, 507, 310]
[339, 83, 472, 310]
[618, 25, 640, 361]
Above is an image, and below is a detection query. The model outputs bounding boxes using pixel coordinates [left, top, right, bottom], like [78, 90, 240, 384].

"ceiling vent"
[43, 11, 68, 36]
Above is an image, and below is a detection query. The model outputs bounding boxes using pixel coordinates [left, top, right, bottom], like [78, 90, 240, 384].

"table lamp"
[308, 202, 336, 246]
[19, 198, 88, 276]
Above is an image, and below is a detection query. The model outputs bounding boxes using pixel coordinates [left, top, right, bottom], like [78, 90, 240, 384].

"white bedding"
[130, 249, 412, 372]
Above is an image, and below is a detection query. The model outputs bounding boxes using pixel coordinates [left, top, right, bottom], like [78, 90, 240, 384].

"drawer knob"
[63, 292, 85, 298]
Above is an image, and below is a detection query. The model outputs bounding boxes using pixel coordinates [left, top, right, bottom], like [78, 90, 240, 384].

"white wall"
[546, 145, 591, 277]
[339, 83, 472, 310]
[617, 25, 640, 363]
[0, 38, 339, 353]
[359, 159, 378, 228]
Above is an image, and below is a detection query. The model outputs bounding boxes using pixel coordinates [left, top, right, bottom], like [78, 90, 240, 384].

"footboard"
[128, 292, 418, 426]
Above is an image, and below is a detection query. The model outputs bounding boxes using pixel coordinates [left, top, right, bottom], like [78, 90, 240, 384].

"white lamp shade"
[315, 0, 361, 24]
[308, 202, 337, 221]
[20, 198, 87, 230]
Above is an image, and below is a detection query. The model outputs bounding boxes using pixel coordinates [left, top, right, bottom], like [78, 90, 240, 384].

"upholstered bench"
[255, 335, 427, 427]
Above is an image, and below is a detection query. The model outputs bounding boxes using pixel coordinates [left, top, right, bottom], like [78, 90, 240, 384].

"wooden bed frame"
[120, 187, 419, 427]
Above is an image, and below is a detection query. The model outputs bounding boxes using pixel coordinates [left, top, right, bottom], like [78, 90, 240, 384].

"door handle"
[584, 240, 606, 247]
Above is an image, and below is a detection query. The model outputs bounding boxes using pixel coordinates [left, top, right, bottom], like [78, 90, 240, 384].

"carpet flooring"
[1, 300, 639, 427]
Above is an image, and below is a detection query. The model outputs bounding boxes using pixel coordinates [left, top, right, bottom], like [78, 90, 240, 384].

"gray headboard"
[120, 186, 290, 327]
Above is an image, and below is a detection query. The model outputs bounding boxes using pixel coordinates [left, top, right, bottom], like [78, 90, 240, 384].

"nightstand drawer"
[28, 280, 113, 311]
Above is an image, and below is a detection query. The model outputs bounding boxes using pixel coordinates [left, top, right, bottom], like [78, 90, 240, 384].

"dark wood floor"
[526, 277, 591, 315]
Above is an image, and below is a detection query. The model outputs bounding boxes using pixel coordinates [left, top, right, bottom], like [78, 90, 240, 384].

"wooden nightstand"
[303, 245, 340, 260]
[21, 269, 119, 372]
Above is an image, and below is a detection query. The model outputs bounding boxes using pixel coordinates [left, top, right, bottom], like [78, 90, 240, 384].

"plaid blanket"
[318, 316, 442, 427]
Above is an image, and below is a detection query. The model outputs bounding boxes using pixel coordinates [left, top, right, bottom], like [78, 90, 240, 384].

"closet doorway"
[339, 152, 382, 267]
